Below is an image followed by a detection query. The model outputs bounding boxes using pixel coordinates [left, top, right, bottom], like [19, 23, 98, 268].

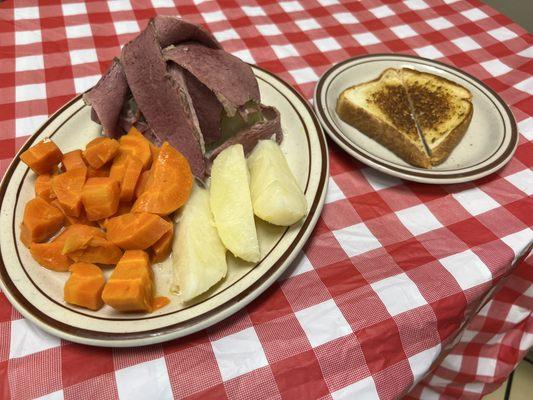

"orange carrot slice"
[30, 230, 72, 272]
[151, 219, 173, 263]
[106, 212, 171, 250]
[35, 174, 56, 202]
[101, 250, 153, 312]
[83, 137, 120, 169]
[64, 262, 106, 310]
[120, 127, 152, 170]
[20, 139, 63, 175]
[52, 168, 86, 217]
[81, 177, 120, 221]
[61, 149, 87, 172]
[131, 142, 193, 216]
[120, 156, 143, 203]
[20, 197, 64, 247]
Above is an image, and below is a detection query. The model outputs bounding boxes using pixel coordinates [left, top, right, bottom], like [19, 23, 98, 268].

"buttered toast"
[336, 68, 473, 167]
[400, 68, 473, 165]
[336, 69, 431, 168]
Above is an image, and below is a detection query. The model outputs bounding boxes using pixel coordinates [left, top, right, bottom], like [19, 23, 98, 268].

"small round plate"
[314, 53, 518, 184]
[0, 66, 328, 347]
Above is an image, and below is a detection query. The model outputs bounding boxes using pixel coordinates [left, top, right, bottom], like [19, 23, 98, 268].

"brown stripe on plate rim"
[314, 53, 518, 179]
[0, 65, 329, 341]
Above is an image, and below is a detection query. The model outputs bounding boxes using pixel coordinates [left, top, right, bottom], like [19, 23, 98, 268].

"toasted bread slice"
[336, 68, 431, 168]
[401, 68, 473, 165]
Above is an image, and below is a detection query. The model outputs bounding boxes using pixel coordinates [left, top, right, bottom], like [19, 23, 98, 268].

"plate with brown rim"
[0, 65, 328, 347]
[314, 53, 518, 184]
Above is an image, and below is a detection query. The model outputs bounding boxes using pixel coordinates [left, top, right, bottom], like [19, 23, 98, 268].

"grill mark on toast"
[369, 84, 418, 140]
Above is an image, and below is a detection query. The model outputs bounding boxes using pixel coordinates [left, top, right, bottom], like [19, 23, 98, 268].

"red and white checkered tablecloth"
[0, 0, 531, 399]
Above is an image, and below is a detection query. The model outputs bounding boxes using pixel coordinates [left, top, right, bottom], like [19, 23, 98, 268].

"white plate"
[0, 66, 328, 347]
[314, 54, 518, 184]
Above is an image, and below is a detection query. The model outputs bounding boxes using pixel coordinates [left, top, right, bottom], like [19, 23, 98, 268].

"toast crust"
[430, 104, 473, 165]
[336, 94, 431, 168]
[401, 68, 472, 100]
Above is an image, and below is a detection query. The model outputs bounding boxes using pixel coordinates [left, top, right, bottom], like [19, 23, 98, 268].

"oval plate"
[0, 66, 328, 347]
[314, 54, 518, 184]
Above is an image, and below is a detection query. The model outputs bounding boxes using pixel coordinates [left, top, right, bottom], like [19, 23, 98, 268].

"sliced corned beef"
[153, 16, 221, 49]
[83, 58, 129, 137]
[167, 63, 205, 153]
[208, 105, 282, 160]
[84, 16, 283, 179]
[183, 69, 222, 145]
[164, 44, 260, 116]
[121, 21, 206, 177]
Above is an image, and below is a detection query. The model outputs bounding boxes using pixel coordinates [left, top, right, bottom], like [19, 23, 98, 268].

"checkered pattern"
[1, 1, 532, 399]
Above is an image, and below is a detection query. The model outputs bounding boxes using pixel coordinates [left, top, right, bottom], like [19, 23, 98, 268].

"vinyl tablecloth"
[0, 1, 532, 399]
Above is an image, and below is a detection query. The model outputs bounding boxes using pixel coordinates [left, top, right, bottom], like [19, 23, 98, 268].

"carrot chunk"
[50, 199, 95, 226]
[106, 212, 171, 250]
[83, 137, 120, 169]
[61, 149, 87, 172]
[52, 168, 86, 217]
[81, 177, 120, 221]
[61, 224, 105, 254]
[151, 219, 173, 263]
[35, 174, 56, 202]
[120, 127, 152, 170]
[45, 223, 121, 265]
[64, 262, 106, 310]
[134, 170, 152, 199]
[101, 250, 153, 312]
[30, 230, 72, 272]
[120, 156, 143, 203]
[66, 236, 123, 265]
[20, 197, 64, 247]
[109, 152, 128, 184]
[87, 164, 110, 178]
[149, 142, 159, 166]
[132, 142, 193, 216]
[20, 139, 63, 175]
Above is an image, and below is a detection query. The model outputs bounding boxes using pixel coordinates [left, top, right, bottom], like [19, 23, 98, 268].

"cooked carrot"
[50, 199, 95, 226]
[149, 142, 159, 166]
[58, 224, 121, 265]
[132, 142, 193, 216]
[20, 139, 63, 175]
[64, 262, 106, 310]
[35, 174, 56, 202]
[115, 202, 132, 216]
[81, 177, 120, 221]
[87, 165, 110, 178]
[96, 202, 131, 230]
[152, 296, 170, 311]
[109, 152, 128, 184]
[120, 127, 152, 170]
[67, 236, 123, 265]
[61, 224, 105, 254]
[101, 250, 153, 312]
[106, 212, 171, 250]
[61, 150, 87, 172]
[52, 168, 86, 217]
[83, 137, 120, 169]
[134, 170, 152, 199]
[30, 224, 104, 271]
[30, 230, 72, 272]
[20, 197, 64, 247]
[120, 156, 143, 203]
[151, 219, 173, 263]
